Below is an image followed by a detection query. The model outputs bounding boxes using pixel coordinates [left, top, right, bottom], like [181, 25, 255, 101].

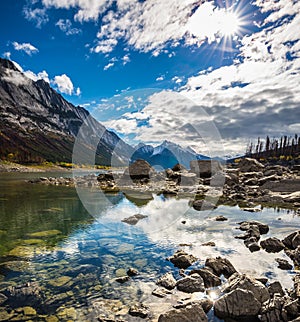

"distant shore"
[0, 160, 72, 173]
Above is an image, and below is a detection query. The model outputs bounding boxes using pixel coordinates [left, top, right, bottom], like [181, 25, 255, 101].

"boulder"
[260, 238, 285, 253]
[268, 281, 285, 297]
[282, 231, 300, 250]
[223, 273, 270, 304]
[190, 160, 223, 178]
[0, 293, 7, 305]
[275, 258, 293, 270]
[191, 199, 217, 211]
[172, 163, 186, 172]
[176, 274, 205, 293]
[238, 221, 269, 234]
[215, 215, 228, 221]
[127, 268, 139, 276]
[189, 268, 221, 288]
[123, 159, 154, 180]
[156, 272, 176, 290]
[121, 214, 147, 225]
[238, 158, 264, 173]
[214, 288, 261, 319]
[260, 294, 286, 322]
[168, 250, 197, 269]
[205, 257, 236, 278]
[129, 303, 149, 318]
[158, 302, 208, 322]
[151, 288, 172, 298]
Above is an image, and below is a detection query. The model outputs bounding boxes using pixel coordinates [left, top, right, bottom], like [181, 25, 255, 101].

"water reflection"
[0, 174, 300, 321]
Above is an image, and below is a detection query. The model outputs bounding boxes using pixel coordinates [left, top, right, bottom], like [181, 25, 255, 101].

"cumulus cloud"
[12, 42, 39, 56]
[156, 75, 164, 81]
[55, 19, 81, 35]
[52, 74, 80, 96]
[23, 5, 49, 28]
[103, 62, 114, 71]
[24, 70, 50, 83]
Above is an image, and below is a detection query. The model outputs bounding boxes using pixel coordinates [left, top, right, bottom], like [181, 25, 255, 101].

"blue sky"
[1, 0, 300, 156]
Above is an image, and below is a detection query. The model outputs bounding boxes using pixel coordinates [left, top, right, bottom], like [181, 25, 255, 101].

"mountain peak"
[0, 58, 19, 72]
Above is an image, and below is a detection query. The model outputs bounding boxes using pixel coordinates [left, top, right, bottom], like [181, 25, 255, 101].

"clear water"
[0, 173, 299, 321]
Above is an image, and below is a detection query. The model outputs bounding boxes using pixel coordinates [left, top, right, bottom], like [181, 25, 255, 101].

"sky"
[0, 0, 300, 156]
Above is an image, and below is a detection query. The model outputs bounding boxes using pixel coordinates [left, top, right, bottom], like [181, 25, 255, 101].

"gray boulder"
[190, 160, 223, 178]
[260, 237, 285, 253]
[205, 257, 236, 278]
[156, 272, 176, 290]
[238, 158, 264, 173]
[168, 250, 197, 269]
[176, 274, 205, 293]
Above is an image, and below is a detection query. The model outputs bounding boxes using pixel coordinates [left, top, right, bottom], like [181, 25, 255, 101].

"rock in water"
[158, 302, 208, 322]
[260, 237, 285, 253]
[123, 159, 154, 180]
[176, 274, 205, 293]
[205, 257, 236, 278]
[168, 250, 197, 269]
[214, 288, 261, 319]
[156, 272, 176, 290]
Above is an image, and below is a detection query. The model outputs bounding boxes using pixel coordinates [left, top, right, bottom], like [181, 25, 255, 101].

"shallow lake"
[0, 173, 299, 321]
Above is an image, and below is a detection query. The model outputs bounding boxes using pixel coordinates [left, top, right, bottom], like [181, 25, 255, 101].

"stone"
[123, 160, 154, 180]
[121, 214, 147, 225]
[248, 242, 260, 252]
[189, 268, 221, 288]
[127, 268, 138, 276]
[48, 276, 72, 287]
[242, 207, 261, 212]
[215, 215, 228, 221]
[268, 281, 285, 297]
[115, 276, 130, 284]
[205, 257, 236, 278]
[22, 306, 37, 316]
[223, 273, 270, 304]
[45, 316, 59, 322]
[192, 199, 217, 211]
[201, 242, 216, 247]
[156, 272, 176, 290]
[128, 303, 149, 318]
[238, 221, 269, 234]
[275, 258, 293, 270]
[168, 250, 197, 269]
[282, 231, 300, 249]
[158, 302, 208, 322]
[214, 288, 261, 319]
[172, 163, 186, 172]
[151, 288, 172, 298]
[260, 294, 286, 322]
[260, 238, 285, 253]
[237, 158, 264, 173]
[27, 230, 62, 238]
[0, 293, 7, 305]
[176, 274, 205, 293]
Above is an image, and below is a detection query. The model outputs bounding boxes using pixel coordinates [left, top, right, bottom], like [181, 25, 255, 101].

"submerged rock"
[189, 268, 221, 288]
[192, 199, 217, 211]
[129, 303, 149, 318]
[151, 288, 172, 298]
[121, 214, 148, 225]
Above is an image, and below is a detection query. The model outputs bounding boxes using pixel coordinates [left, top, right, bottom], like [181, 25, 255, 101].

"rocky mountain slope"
[0, 58, 133, 165]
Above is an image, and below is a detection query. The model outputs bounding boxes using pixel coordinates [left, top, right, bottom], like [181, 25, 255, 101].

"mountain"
[0, 58, 133, 165]
[131, 140, 210, 169]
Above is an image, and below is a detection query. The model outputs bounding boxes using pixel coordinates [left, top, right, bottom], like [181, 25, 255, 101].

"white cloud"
[156, 75, 164, 81]
[55, 19, 81, 35]
[23, 6, 49, 28]
[103, 62, 114, 71]
[76, 87, 81, 96]
[24, 70, 50, 83]
[172, 76, 183, 84]
[3, 52, 11, 59]
[53, 74, 76, 95]
[42, 0, 112, 22]
[12, 42, 39, 56]
[122, 54, 130, 65]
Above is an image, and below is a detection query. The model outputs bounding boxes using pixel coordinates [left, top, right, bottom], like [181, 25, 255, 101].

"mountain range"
[0, 58, 211, 168]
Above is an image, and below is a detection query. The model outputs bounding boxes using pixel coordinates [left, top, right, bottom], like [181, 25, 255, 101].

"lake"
[0, 172, 299, 321]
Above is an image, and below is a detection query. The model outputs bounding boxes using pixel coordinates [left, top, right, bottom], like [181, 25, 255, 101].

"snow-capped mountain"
[131, 140, 210, 169]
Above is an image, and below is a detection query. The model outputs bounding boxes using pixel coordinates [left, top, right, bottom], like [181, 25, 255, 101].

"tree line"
[246, 134, 300, 159]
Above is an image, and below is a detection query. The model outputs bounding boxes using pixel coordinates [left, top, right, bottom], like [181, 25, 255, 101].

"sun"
[221, 11, 241, 37]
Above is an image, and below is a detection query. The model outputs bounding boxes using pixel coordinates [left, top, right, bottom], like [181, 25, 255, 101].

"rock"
[168, 250, 197, 269]
[156, 272, 176, 290]
[223, 273, 270, 304]
[214, 288, 261, 319]
[268, 281, 285, 297]
[282, 231, 300, 249]
[151, 288, 172, 298]
[0, 293, 7, 305]
[293, 274, 300, 298]
[215, 215, 228, 221]
[189, 268, 221, 288]
[190, 160, 223, 178]
[115, 276, 130, 284]
[248, 242, 261, 252]
[275, 258, 293, 270]
[121, 213, 148, 225]
[260, 294, 286, 322]
[283, 299, 299, 319]
[158, 301, 208, 322]
[256, 277, 268, 285]
[124, 159, 154, 180]
[192, 199, 217, 211]
[172, 163, 186, 172]
[205, 257, 237, 278]
[261, 179, 300, 192]
[260, 238, 285, 253]
[179, 172, 198, 185]
[201, 242, 216, 247]
[238, 221, 269, 234]
[127, 268, 138, 276]
[238, 158, 264, 173]
[242, 207, 261, 212]
[48, 276, 72, 287]
[27, 230, 62, 238]
[21, 306, 37, 316]
[283, 191, 300, 203]
[128, 303, 149, 318]
[176, 274, 205, 293]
